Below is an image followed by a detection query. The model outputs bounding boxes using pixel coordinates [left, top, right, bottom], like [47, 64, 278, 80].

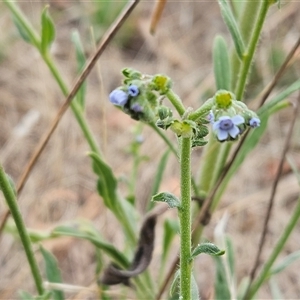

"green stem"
[189, 98, 214, 121]
[235, 0, 270, 99]
[246, 195, 300, 299]
[179, 137, 192, 300]
[166, 90, 186, 117]
[0, 165, 44, 295]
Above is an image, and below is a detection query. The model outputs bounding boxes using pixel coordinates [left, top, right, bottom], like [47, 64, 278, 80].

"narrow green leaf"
[52, 221, 129, 268]
[218, 0, 245, 59]
[159, 219, 179, 283]
[12, 16, 32, 44]
[88, 152, 118, 211]
[226, 236, 235, 277]
[214, 256, 231, 299]
[39, 246, 64, 300]
[237, 276, 250, 300]
[151, 150, 170, 197]
[19, 291, 35, 300]
[71, 30, 86, 111]
[191, 242, 225, 260]
[152, 192, 181, 209]
[258, 79, 300, 116]
[269, 250, 300, 276]
[191, 273, 200, 300]
[41, 6, 55, 53]
[269, 277, 283, 299]
[170, 269, 180, 297]
[213, 35, 231, 90]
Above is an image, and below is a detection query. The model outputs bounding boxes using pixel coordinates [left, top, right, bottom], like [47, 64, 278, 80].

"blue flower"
[249, 117, 260, 128]
[128, 85, 139, 97]
[109, 89, 128, 106]
[213, 115, 244, 141]
[208, 110, 214, 124]
[131, 103, 143, 112]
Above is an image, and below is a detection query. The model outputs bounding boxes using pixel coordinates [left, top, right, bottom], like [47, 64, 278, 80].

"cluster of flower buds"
[209, 90, 260, 142]
[109, 68, 172, 123]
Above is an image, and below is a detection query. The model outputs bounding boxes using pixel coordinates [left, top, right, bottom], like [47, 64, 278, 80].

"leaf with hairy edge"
[152, 192, 181, 209]
[71, 30, 86, 111]
[217, 0, 245, 59]
[213, 35, 231, 90]
[100, 211, 157, 286]
[41, 6, 55, 53]
[190, 242, 225, 261]
[39, 246, 64, 300]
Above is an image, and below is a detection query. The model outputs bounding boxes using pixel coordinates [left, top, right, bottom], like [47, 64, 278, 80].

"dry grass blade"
[247, 92, 300, 291]
[0, 0, 140, 237]
[150, 0, 167, 35]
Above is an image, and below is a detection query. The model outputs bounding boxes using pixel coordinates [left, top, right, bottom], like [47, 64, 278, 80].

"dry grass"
[0, 1, 300, 299]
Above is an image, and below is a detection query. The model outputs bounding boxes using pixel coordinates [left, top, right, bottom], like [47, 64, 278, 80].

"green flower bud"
[151, 75, 172, 95]
[214, 90, 235, 109]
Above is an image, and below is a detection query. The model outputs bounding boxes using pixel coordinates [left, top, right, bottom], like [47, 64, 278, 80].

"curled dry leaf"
[100, 205, 167, 286]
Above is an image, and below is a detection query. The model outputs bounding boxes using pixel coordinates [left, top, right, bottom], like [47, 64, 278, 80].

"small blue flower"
[213, 115, 244, 141]
[249, 117, 260, 128]
[208, 111, 214, 124]
[131, 103, 143, 112]
[128, 85, 139, 97]
[109, 89, 128, 106]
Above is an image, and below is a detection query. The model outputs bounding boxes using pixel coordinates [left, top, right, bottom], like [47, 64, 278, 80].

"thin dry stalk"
[0, 0, 140, 237]
[248, 93, 300, 287]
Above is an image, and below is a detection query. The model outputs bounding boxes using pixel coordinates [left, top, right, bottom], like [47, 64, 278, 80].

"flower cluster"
[209, 90, 260, 142]
[108, 68, 172, 123]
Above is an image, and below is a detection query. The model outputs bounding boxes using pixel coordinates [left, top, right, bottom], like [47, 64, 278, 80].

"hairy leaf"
[41, 6, 55, 53]
[191, 242, 225, 261]
[152, 192, 181, 209]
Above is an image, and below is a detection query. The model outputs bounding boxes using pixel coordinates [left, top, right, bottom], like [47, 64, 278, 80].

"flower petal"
[249, 117, 260, 127]
[228, 125, 240, 138]
[231, 115, 244, 125]
[213, 120, 221, 131]
[217, 129, 228, 141]
[109, 90, 128, 106]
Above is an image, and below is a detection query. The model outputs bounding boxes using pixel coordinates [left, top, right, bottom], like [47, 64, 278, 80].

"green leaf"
[237, 276, 250, 300]
[12, 15, 32, 44]
[191, 242, 225, 260]
[40, 246, 64, 300]
[191, 273, 200, 300]
[226, 236, 235, 277]
[258, 79, 300, 116]
[19, 291, 35, 300]
[88, 152, 118, 211]
[41, 6, 55, 53]
[52, 221, 129, 268]
[159, 219, 179, 282]
[170, 269, 180, 297]
[71, 30, 86, 111]
[217, 0, 245, 59]
[214, 256, 231, 299]
[152, 192, 181, 209]
[269, 277, 283, 299]
[213, 35, 231, 90]
[269, 250, 300, 276]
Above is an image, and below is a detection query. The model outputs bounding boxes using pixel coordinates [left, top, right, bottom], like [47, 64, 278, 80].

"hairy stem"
[179, 137, 192, 299]
[0, 165, 44, 295]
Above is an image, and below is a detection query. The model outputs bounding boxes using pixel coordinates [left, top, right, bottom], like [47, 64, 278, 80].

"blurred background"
[0, 1, 300, 298]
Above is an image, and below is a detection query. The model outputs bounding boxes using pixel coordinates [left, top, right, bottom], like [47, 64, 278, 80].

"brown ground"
[1, 1, 300, 299]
